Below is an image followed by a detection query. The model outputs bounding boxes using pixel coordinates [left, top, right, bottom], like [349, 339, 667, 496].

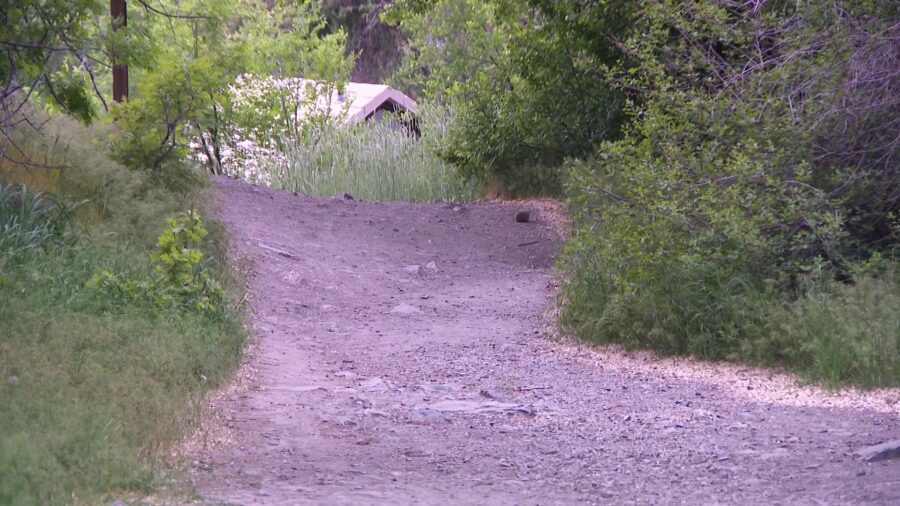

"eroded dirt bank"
[190, 176, 899, 505]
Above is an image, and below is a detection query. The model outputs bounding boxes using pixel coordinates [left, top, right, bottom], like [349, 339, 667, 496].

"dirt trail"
[191, 176, 900, 505]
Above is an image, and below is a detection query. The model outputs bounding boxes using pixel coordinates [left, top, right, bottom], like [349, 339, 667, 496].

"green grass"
[560, 241, 900, 388]
[0, 114, 245, 504]
[0, 248, 244, 505]
[262, 111, 476, 202]
[745, 272, 900, 388]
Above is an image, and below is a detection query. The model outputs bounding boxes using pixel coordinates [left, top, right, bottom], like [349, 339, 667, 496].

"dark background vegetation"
[320, 0, 403, 83]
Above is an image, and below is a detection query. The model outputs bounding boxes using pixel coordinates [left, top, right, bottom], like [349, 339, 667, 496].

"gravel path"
[190, 176, 900, 505]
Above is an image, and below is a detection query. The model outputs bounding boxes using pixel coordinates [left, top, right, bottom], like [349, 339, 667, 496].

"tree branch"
[135, 0, 209, 20]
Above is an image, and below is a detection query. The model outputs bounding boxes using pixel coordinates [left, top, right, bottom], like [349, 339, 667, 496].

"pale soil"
[188, 176, 900, 505]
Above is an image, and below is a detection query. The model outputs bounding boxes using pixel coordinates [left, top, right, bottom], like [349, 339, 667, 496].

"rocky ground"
[188, 176, 900, 505]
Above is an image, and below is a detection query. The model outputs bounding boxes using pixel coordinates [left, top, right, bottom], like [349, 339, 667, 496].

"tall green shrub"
[385, 0, 632, 194]
[88, 211, 227, 316]
[560, 0, 899, 385]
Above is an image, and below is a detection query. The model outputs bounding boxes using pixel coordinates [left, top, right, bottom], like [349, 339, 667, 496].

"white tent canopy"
[340, 81, 418, 125]
[283, 78, 417, 125]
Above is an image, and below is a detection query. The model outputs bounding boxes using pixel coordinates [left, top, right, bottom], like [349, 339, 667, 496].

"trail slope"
[192, 177, 899, 505]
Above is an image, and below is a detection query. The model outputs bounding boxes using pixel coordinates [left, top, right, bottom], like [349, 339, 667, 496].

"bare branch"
[135, 0, 209, 20]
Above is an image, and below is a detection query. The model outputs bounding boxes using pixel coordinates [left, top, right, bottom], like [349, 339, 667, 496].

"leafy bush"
[0, 244, 244, 504]
[746, 271, 900, 388]
[559, 0, 899, 387]
[88, 211, 226, 317]
[386, 0, 632, 195]
[561, 89, 837, 352]
[1, 112, 185, 249]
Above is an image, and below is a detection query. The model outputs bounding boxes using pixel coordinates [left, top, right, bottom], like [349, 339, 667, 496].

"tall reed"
[263, 108, 476, 202]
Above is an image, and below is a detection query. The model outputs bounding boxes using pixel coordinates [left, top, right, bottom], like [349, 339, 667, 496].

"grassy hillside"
[0, 115, 245, 505]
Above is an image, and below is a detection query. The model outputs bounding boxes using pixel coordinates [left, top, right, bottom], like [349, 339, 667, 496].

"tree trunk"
[111, 0, 128, 102]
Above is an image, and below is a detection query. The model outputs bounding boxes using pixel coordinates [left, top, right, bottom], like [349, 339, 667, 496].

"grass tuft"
[0, 183, 77, 259]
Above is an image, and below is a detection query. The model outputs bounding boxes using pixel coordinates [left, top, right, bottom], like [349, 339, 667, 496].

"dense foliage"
[89, 210, 228, 316]
[1, 0, 110, 127]
[559, 0, 898, 372]
[109, 0, 353, 187]
[385, 0, 632, 194]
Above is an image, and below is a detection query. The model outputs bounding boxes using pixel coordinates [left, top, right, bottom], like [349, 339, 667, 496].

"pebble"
[479, 389, 508, 402]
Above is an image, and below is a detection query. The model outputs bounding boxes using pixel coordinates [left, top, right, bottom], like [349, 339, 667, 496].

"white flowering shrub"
[229, 74, 349, 141]
[192, 74, 349, 182]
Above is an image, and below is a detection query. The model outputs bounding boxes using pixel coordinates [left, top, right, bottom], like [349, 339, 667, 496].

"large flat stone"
[855, 439, 900, 462]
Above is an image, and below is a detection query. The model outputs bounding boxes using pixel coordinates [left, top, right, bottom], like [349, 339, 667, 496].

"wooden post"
[111, 0, 128, 102]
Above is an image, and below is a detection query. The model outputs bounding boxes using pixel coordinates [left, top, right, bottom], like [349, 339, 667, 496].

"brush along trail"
[190, 176, 899, 505]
